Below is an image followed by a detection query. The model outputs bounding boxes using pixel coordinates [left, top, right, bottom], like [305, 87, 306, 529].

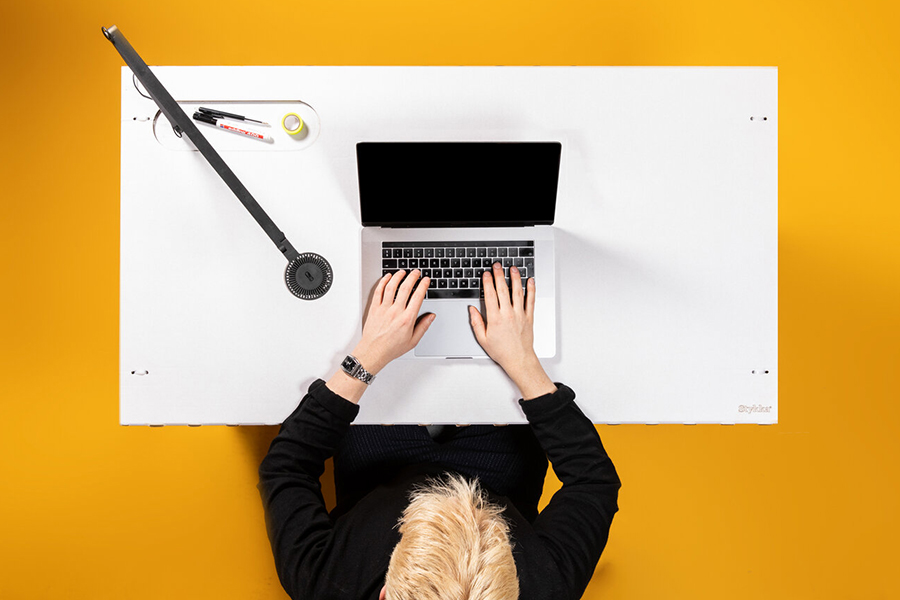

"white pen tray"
[153, 100, 320, 152]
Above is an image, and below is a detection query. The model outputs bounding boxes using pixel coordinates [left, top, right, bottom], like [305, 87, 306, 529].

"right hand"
[469, 262, 536, 372]
[469, 263, 556, 399]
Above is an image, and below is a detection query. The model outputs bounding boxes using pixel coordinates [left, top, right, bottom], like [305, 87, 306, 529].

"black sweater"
[258, 379, 620, 600]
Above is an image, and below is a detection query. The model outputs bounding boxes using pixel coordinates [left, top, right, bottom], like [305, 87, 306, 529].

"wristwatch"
[341, 355, 376, 385]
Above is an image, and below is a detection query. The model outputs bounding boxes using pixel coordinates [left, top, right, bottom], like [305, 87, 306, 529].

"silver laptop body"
[358, 142, 560, 359]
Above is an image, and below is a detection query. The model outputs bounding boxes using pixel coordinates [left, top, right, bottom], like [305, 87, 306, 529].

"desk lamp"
[102, 25, 333, 300]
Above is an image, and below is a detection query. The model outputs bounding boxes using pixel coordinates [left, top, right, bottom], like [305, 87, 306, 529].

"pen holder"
[151, 100, 320, 152]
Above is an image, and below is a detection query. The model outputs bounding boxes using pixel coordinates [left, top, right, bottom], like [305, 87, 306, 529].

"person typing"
[258, 262, 621, 600]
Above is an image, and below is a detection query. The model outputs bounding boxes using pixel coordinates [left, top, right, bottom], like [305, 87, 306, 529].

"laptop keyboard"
[382, 241, 535, 299]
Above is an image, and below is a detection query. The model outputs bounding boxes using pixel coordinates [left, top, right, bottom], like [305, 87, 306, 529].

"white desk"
[119, 67, 777, 425]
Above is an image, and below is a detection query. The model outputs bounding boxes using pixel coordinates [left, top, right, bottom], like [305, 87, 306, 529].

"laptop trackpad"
[415, 301, 487, 358]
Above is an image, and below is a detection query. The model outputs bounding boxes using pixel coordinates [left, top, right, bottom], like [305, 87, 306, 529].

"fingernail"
[511, 266, 518, 273]
[494, 262, 501, 269]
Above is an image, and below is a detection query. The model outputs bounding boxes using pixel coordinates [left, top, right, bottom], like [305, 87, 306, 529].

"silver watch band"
[341, 354, 375, 385]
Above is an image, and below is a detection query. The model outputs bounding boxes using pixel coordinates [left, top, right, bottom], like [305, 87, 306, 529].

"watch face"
[341, 356, 356, 371]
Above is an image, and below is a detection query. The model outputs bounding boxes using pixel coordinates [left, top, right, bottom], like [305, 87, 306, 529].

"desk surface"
[119, 66, 777, 425]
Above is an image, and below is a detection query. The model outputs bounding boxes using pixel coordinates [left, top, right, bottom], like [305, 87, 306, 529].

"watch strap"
[341, 355, 375, 385]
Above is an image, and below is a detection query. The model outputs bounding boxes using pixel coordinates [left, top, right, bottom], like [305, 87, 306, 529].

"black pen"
[198, 107, 270, 127]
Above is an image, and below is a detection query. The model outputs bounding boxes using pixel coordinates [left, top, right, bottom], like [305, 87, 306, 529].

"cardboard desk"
[119, 67, 777, 425]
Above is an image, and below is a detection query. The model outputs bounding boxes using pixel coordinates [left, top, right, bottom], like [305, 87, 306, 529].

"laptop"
[358, 141, 561, 359]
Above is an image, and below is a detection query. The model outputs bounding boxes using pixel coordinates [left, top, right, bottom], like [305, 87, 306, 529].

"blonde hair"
[384, 474, 519, 600]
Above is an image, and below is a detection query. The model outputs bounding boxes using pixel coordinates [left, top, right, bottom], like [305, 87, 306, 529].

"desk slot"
[152, 100, 320, 152]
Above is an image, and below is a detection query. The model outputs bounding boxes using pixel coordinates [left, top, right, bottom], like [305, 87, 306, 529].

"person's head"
[380, 474, 519, 600]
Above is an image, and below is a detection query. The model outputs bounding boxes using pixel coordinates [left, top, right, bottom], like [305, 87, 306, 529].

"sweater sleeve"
[519, 384, 621, 600]
[257, 379, 360, 600]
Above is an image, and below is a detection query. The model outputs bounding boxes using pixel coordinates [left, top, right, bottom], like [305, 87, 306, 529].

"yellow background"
[1, 0, 898, 598]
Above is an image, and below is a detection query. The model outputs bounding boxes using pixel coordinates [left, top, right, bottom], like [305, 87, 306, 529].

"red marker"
[192, 111, 273, 143]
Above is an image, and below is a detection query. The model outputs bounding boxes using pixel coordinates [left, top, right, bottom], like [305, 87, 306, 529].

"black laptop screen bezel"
[357, 141, 561, 228]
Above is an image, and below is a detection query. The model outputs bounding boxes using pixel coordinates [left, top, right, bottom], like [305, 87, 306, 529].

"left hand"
[352, 270, 435, 374]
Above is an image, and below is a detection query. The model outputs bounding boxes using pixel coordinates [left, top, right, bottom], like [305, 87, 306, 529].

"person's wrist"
[504, 352, 556, 400]
[327, 347, 381, 404]
[350, 344, 386, 375]
[502, 351, 541, 381]
[327, 369, 369, 404]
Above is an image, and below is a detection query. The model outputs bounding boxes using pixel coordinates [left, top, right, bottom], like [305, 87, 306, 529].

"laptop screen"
[357, 142, 561, 227]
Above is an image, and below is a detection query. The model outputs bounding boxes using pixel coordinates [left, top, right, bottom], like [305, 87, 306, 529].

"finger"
[468, 306, 486, 344]
[525, 277, 536, 320]
[410, 312, 437, 347]
[396, 269, 421, 307]
[383, 270, 406, 305]
[482, 267, 499, 318]
[510, 265, 524, 311]
[492, 262, 511, 309]
[407, 276, 430, 312]
[372, 272, 390, 306]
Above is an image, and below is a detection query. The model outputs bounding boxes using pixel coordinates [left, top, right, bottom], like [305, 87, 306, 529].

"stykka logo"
[738, 404, 772, 414]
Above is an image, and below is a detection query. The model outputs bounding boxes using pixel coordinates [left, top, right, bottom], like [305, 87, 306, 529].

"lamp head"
[285, 253, 333, 300]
